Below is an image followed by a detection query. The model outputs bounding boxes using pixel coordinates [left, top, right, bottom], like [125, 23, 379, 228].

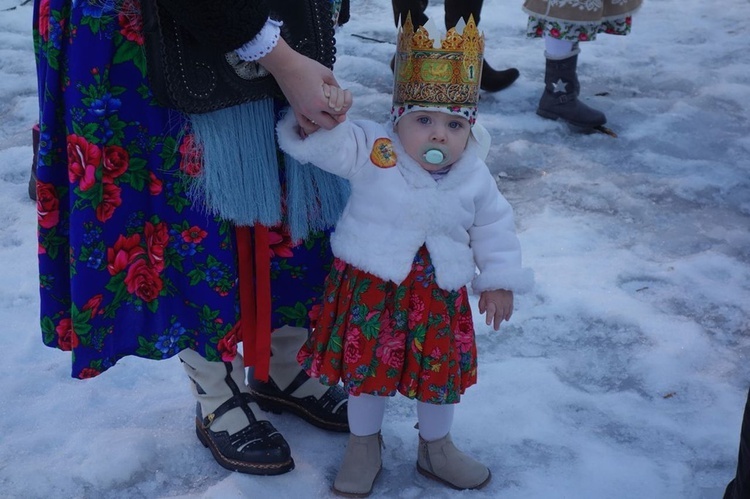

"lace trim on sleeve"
[234, 18, 283, 62]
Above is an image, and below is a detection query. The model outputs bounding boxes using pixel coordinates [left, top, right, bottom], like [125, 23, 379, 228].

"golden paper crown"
[392, 13, 484, 123]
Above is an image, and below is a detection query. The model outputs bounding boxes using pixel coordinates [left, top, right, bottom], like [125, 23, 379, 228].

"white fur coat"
[277, 112, 533, 293]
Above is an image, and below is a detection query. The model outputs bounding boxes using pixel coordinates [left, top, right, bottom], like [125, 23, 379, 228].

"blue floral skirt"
[34, 0, 332, 378]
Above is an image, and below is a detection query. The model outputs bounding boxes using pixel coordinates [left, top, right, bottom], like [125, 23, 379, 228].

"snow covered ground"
[1, 0, 748, 497]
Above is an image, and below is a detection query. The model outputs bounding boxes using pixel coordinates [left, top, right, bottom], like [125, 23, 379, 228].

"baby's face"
[394, 112, 471, 172]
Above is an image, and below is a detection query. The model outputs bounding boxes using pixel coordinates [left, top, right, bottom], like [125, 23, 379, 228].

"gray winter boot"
[537, 53, 607, 129]
[333, 432, 383, 497]
[249, 325, 348, 432]
[179, 348, 294, 475]
[416, 433, 491, 490]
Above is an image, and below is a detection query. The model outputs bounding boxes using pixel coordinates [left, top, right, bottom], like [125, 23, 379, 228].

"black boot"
[248, 326, 348, 432]
[724, 388, 750, 499]
[479, 60, 519, 92]
[537, 54, 606, 128]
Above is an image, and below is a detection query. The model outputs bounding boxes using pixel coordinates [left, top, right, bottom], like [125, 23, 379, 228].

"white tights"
[544, 35, 577, 59]
[347, 393, 455, 442]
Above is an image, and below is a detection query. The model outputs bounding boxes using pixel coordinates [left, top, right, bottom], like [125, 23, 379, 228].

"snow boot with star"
[537, 53, 606, 129]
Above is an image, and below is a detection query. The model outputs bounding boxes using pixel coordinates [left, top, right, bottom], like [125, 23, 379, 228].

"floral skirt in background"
[523, 0, 643, 41]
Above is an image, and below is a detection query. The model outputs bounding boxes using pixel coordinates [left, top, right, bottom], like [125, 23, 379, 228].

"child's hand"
[478, 289, 514, 331]
[299, 84, 352, 137]
[322, 83, 352, 120]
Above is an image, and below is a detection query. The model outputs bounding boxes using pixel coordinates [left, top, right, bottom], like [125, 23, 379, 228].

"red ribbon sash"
[235, 224, 272, 381]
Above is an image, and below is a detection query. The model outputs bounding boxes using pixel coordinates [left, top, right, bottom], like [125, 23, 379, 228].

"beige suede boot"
[416, 433, 491, 490]
[333, 432, 383, 497]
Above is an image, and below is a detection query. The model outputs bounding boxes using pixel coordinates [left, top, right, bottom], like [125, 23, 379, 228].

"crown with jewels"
[391, 13, 484, 126]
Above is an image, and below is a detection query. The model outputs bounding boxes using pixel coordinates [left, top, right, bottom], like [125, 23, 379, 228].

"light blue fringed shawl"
[187, 99, 350, 241]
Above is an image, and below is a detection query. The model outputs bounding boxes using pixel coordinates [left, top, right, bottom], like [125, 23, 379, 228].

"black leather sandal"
[249, 371, 349, 433]
[195, 393, 295, 475]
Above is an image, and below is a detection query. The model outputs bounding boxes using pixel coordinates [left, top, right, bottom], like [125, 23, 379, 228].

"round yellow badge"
[370, 138, 397, 168]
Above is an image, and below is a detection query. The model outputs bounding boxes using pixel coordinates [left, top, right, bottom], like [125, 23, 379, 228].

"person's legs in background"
[443, 0, 519, 92]
[392, 0, 428, 26]
[391, 0, 519, 92]
[724, 388, 750, 499]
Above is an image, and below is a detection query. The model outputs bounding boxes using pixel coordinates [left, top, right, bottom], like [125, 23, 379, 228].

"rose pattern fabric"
[527, 15, 634, 41]
[523, 0, 641, 41]
[298, 246, 477, 405]
[34, 0, 333, 378]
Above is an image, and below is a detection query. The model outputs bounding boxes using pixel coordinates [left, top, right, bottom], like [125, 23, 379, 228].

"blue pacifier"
[423, 149, 445, 165]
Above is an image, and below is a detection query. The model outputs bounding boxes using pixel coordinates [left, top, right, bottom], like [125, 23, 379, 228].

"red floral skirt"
[298, 246, 477, 404]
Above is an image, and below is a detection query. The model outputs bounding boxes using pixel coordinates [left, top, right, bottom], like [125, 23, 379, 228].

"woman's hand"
[260, 38, 351, 134]
[298, 84, 352, 138]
